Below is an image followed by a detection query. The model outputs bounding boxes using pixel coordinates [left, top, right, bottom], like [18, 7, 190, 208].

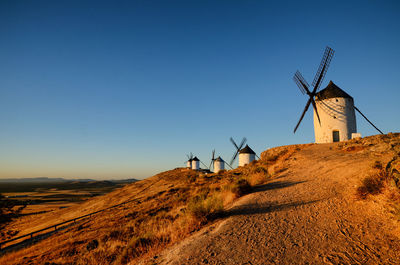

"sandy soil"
[154, 137, 400, 265]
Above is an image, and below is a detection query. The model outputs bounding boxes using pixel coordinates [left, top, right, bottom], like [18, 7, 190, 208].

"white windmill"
[185, 153, 193, 169]
[293, 46, 383, 143]
[208, 149, 233, 173]
[191, 156, 200, 170]
[213, 157, 225, 172]
[230, 137, 258, 167]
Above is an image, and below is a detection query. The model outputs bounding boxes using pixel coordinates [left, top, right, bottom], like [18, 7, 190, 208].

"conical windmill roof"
[214, 156, 224, 162]
[239, 145, 256, 154]
[316, 81, 353, 101]
[192, 156, 200, 161]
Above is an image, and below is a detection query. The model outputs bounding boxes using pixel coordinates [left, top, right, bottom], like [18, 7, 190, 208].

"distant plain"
[0, 179, 136, 216]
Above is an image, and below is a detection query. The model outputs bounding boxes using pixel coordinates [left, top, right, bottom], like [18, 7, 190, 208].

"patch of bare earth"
[153, 134, 400, 265]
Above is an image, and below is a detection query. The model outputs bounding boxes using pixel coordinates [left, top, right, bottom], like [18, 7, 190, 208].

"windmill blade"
[238, 137, 247, 150]
[230, 150, 239, 166]
[354, 106, 384, 134]
[310, 98, 321, 125]
[199, 160, 209, 169]
[230, 137, 239, 150]
[230, 137, 246, 165]
[209, 149, 215, 170]
[293, 74, 306, 95]
[294, 97, 312, 133]
[190, 152, 193, 160]
[312, 46, 335, 93]
[225, 161, 234, 169]
[186, 154, 190, 160]
[255, 153, 260, 160]
[293, 70, 311, 95]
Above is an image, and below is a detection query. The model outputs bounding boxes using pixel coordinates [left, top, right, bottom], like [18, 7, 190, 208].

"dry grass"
[2, 133, 400, 264]
[247, 165, 270, 186]
[0, 164, 271, 265]
[187, 193, 224, 222]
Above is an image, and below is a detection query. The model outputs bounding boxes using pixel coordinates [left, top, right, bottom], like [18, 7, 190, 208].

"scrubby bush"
[357, 171, 388, 199]
[372, 161, 383, 170]
[225, 178, 251, 197]
[247, 166, 270, 185]
[187, 194, 223, 221]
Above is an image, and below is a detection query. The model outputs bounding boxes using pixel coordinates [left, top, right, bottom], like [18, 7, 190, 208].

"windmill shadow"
[221, 199, 322, 218]
[251, 180, 307, 193]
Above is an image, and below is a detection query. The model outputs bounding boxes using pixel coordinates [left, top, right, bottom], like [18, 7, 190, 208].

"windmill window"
[333, 116, 336, 119]
[336, 99, 339, 102]
[333, 130, 340, 142]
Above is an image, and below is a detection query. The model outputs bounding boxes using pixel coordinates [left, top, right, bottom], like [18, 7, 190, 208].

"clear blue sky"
[0, 0, 399, 179]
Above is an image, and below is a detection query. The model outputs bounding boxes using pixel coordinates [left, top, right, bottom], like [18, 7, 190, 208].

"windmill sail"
[293, 46, 335, 133]
[312, 47, 335, 92]
[230, 137, 247, 165]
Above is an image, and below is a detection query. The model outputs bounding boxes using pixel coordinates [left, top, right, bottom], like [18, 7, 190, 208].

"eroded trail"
[155, 143, 400, 265]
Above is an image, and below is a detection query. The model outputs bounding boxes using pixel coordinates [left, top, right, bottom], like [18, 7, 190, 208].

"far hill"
[1, 133, 400, 265]
[0, 177, 138, 183]
[0, 178, 138, 193]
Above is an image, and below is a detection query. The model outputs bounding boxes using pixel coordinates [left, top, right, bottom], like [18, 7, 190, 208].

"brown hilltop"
[1, 133, 400, 264]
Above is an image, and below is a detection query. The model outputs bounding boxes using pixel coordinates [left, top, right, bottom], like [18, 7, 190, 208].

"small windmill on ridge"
[186, 153, 193, 169]
[185, 153, 210, 171]
[209, 149, 232, 173]
[293, 46, 383, 143]
[191, 156, 200, 170]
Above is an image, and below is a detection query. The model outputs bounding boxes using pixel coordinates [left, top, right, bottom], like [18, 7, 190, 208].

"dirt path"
[154, 143, 400, 265]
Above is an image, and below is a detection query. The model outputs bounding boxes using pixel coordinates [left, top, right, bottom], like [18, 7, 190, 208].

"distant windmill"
[185, 154, 209, 171]
[230, 137, 257, 167]
[209, 149, 232, 173]
[186, 153, 193, 169]
[293, 46, 383, 143]
[191, 156, 200, 170]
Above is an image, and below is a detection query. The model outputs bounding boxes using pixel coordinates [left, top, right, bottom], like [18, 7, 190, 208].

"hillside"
[1, 133, 400, 264]
[154, 133, 400, 264]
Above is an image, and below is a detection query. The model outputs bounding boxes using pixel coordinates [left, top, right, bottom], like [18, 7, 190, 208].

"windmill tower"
[238, 145, 256, 166]
[186, 153, 193, 169]
[191, 156, 200, 170]
[213, 157, 225, 173]
[313, 81, 357, 142]
[230, 137, 258, 167]
[293, 46, 383, 143]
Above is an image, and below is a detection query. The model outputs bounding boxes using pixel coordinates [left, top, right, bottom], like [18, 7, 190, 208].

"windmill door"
[332, 130, 340, 142]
